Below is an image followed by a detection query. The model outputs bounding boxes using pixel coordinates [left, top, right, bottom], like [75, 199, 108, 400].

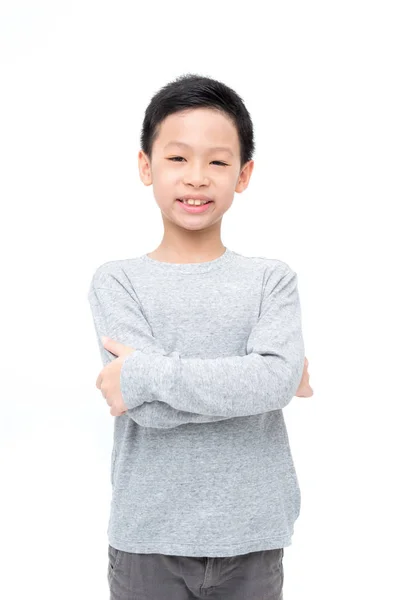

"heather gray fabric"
[107, 544, 284, 599]
[87, 247, 305, 558]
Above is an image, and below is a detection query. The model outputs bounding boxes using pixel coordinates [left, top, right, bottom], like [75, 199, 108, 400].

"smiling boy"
[88, 73, 312, 600]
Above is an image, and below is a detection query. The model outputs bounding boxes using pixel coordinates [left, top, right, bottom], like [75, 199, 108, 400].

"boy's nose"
[183, 173, 210, 187]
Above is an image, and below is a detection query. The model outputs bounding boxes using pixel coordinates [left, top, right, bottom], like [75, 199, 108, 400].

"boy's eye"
[168, 157, 228, 166]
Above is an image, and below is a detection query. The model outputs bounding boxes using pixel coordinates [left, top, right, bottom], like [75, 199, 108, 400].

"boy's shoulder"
[88, 257, 137, 292]
[237, 253, 293, 274]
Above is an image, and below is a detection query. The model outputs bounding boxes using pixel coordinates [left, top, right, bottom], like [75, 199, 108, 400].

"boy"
[88, 73, 313, 600]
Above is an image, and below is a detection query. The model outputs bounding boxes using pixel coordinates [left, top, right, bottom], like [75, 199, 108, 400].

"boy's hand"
[96, 337, 136, 416]
[295, 357, 313, 397]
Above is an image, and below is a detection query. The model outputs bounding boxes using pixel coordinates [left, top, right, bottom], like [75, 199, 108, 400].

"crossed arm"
[87, 264, 306, 429]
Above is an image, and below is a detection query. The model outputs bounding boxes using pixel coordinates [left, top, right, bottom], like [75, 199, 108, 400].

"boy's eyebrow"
[164, 141, 234, 157]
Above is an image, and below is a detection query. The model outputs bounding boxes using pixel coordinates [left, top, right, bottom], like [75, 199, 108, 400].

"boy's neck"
[146, 244, 227, 264]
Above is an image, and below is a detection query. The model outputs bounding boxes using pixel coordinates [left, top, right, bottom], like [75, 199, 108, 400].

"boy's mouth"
[176, 199, 214, 213]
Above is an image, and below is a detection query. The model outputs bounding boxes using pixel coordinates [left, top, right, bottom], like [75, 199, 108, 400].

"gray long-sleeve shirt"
[87, 247, 305, 557]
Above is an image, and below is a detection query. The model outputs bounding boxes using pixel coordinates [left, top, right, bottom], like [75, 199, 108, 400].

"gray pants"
[108, 544, 284, 599]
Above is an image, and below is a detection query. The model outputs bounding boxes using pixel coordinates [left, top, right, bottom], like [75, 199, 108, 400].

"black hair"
[140, 73, 255, 169]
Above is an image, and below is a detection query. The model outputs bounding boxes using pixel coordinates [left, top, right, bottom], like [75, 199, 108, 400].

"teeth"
[182, 198, 209, 205]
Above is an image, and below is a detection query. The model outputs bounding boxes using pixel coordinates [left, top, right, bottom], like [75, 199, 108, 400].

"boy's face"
[138, 108, 254, 231]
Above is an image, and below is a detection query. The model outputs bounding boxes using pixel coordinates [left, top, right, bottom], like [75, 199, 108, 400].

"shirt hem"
[107, 532, 294, 557]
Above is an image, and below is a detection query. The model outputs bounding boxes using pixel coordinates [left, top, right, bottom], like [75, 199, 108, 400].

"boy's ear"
[138, 150, 152, 186]
[235, 160, 255, 193]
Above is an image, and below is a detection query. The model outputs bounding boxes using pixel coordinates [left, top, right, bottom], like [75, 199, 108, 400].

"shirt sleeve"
[87, 269, 232, 428]
[118, 265, 306, 418]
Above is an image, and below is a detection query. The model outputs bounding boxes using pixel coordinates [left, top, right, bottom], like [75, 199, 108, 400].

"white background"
[1, 1, 399, 598]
